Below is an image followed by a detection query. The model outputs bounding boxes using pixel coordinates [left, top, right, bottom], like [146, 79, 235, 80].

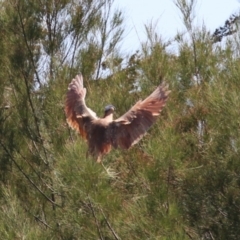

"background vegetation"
[1, 0, 240, 239]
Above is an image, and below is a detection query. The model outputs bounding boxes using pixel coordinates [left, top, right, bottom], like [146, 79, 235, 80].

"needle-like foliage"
[1, 0, 240, 239]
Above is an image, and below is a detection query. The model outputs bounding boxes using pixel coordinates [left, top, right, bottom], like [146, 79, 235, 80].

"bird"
[65, 74, 170, 162]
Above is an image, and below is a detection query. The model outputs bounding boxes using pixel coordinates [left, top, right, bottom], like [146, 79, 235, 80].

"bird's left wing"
[65, 74, 98, 139]
[108, 83, 170, 149]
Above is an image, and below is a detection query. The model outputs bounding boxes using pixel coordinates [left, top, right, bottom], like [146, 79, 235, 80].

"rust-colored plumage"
[65, 74, 170, 162]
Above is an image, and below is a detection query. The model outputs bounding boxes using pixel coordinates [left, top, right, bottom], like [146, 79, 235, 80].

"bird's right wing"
[108, 83, 170, 149]
[65, 74, 98, 139]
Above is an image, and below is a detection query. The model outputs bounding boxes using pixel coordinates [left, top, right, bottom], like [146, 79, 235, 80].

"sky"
[114, 0, 240, 53]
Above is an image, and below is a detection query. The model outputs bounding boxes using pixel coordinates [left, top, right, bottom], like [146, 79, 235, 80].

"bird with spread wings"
[65, 74, 170, 162]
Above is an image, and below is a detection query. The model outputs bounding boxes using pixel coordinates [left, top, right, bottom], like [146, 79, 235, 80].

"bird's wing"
[108, 83, 170, 149]
[65, 74, 98, 139]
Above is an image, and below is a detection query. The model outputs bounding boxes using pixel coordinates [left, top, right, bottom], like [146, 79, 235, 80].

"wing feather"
[108, 83, 170, 149]
[65, 74, 98, 139]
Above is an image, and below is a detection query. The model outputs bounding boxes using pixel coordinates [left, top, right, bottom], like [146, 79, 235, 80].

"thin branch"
[29, 136, 48, 165]
[101, 208, 120, 240]
[17, 146, 55, 192]
[16, 3, 42, 87]
[96, 0, 113, 80]
[0, 141, 60, 208]
[212, 14, 240, 43]
[21, 72, 50, 166]
[88, 197, 104, 240]
[166, 165, 171, 214]
[208, 230, 215, 240]
[21, 203, 53, 230]
[34, 214, 53, 229]
[183, 227, 194, 239]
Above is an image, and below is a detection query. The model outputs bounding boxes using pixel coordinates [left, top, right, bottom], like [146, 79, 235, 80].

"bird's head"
[103, 104, 115, 118]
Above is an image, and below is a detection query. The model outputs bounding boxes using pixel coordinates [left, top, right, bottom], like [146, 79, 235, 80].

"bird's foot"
[101, 163, 118, 179]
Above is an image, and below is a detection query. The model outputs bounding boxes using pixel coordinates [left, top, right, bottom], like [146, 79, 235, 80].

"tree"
[0, 0, 125, 238]
[1, 0, 240, 239]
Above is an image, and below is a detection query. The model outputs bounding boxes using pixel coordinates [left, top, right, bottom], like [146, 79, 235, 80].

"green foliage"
[1, 0, 240, 239]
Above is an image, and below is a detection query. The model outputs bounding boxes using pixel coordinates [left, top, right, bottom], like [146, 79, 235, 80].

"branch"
[34, 214, 53, 229]
[16, 71, 50, 166]
[88, 197, 104, 240]
[21, 203, 53, 230]
[0, 141, 60, 208]
[96, 0, 113, 80]
[17, 146, 55, 192]
[101, 208, 120, 240]
[212, 14, 240, 43]
[16, 2, 42, 87]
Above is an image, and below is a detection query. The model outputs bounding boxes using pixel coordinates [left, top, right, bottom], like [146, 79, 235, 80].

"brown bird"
[65, 74, 170, 162]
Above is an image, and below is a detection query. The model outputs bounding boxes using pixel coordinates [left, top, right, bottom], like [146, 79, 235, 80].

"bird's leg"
[99, 156, 118, 179]
[86, 150, 89, 160]
[101, 162, 118, 178]
[98, 155, 110, 175]
[101, 162, 112, 176]
[96, 155, 102, 163]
